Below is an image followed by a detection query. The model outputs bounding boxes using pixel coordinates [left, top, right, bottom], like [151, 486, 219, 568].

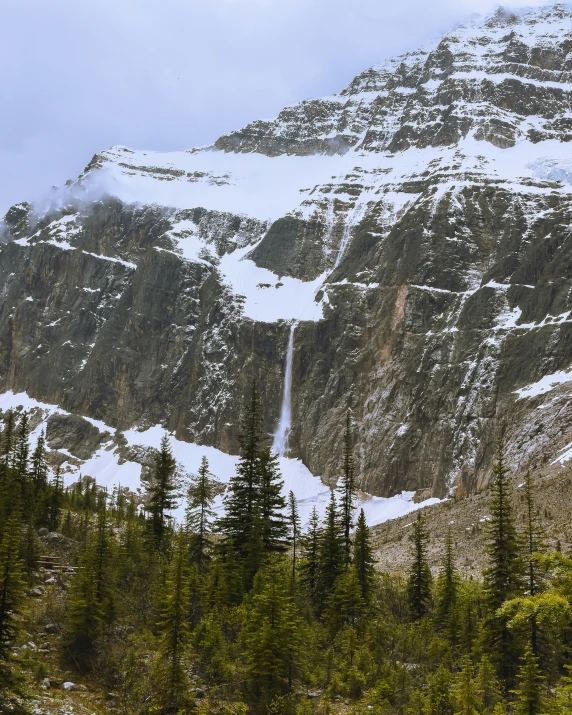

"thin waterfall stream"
[272, 322, 297, 457]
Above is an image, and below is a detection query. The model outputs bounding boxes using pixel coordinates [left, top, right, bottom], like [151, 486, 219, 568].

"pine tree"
[0, 513, 26, 660]
[12, 412, 31, 512]
[453, 656, 479, 715]
[316, 491, 345, 612]
[220, 381, 264, 556]
[0, 411, 16, 528]
[299, 506, 320, 609]
[476, 656, 502, 713]
[154, 528, 191, 712]
[146, 433, 178, 547]
[407, 512, 432, 620]
[338, 412, 356, 564]
[512, 645, 544, 715]
[288, 490, 301, 585]
[244, 559, 303, 706]
[483, 436, 523, 686]
[428, 665, 454, 715]
[522, 472, 545, 657]
[327, 565, 365, 632]
[186, 455, 216, 573]
[47, 465, 64, 532]
[353, 508, 375, 604]
[435, 528, 459, 640]
[31, 430, 49, 500]
[65, 495, 115, 663]
[258, 446, 287, 553]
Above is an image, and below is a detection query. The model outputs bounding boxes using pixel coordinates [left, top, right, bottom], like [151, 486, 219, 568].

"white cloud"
[0, 0, 561, 214]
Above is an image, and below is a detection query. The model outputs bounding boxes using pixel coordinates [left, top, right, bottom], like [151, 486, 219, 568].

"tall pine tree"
[483, 436, 523, 687]
[353, 508, 375, 604]
[338, 412, 356, 564]
[186, 455, 216, 573]
[146, 434, 178, 547]
[407, 512, 432, 620]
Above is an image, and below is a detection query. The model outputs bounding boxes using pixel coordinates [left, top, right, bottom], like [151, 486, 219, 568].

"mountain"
[2, 4, 572, 501]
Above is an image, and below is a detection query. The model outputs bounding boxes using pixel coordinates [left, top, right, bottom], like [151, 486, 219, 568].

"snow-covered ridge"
[0, 390, 439, 527]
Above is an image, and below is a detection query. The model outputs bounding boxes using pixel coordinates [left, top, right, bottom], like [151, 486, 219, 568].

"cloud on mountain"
[0, 0, 556, 214]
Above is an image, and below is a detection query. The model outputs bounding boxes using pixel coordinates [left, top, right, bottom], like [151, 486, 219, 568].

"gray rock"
[27, 587, 44, 597]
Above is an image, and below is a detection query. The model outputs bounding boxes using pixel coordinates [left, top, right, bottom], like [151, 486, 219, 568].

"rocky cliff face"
[3, 5, 572, 498]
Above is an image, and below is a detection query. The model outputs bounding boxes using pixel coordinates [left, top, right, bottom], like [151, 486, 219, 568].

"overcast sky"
[0, 0, 551, 215]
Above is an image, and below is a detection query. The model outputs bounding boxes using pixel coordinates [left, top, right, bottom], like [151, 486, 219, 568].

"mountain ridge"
[2, 4, 572, 502]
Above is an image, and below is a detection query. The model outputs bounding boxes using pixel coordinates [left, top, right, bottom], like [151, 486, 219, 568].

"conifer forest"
[0, 385, 571, 715]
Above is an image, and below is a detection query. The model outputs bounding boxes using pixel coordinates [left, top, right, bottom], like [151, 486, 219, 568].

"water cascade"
[272, 322, 297, 457]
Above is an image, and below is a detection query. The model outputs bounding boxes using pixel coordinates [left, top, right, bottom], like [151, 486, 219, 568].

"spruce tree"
[299, 506, 320, 609]
[186, 455, 216, 573]
[435, 527, 459, 640]
[0, 513, 26, 660]
[31, 430, 48, 500]
[288, 490, 300, 585]
[522, 472, 545, 657]
[12, 412, 31, 512]
[483, 435, 523, 686]
[453, 656, 479, 715]
[0, 512, 26, 714]
[338, 411, 356, 564]
[316, 490, 345, 611]
[65, 495, 115, 664]
[146, 434, 178, 547]
[512, 645, 544, 715]
[47, 465, 64, 532]
[220, 381, 264, 556]
[244, 559, 303, 706]
[407, 512, 432, 620]
[154, 528, 191, 712]
[258, 446, 287, 553]
[353, 508, 375, 604]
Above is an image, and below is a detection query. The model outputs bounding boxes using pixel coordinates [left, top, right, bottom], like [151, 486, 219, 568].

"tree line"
[0, 387, 571, 715]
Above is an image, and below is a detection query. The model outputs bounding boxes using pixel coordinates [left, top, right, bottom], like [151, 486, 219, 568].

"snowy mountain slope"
[3, 5, 572, 499]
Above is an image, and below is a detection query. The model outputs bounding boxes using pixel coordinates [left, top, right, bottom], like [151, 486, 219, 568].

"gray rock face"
[2, 6, 572, 498]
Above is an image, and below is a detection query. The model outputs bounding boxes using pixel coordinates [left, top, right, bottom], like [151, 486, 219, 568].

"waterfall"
[273, 322, 297, 457]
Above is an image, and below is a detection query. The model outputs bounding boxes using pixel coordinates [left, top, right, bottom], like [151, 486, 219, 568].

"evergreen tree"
[0, 513, 25, 660]
[288, 490, 301, 585]
[326, 565, 365, 632]
[0, 512, 26, 714]
[244, 559, 303, 706]
[353, 508, 375, 604]
[186, 455, 216, 573]
[435, 528, 459, 640]
[11, 412, 31, 515]
[31, 430, 49, 500]
[154, 528, 191, 712]
[316, 491, 345, 611]
[146, 434, 178, 547]
[47, 465, 64, 532]
[0, 411, 15, 486]
[258, 446, 287, 553]
[338, 411, 356, 564]
[476, 656, 502, 713]
[512, 645, 544, 715]
[406, 512, 432, 620]
[522, 472, 545, 657]
[427, 665, 454, 715]
[453, 656, 479, 715]
[65, 495, 115, 664]
[220, 381, 264, 557]
[483, 436, 523, 686]
[299, 506, 320, 609]
[0, 411, 16, 528]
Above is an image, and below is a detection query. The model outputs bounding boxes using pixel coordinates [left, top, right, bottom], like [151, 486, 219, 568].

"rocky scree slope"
[3, 5, 572, 498]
